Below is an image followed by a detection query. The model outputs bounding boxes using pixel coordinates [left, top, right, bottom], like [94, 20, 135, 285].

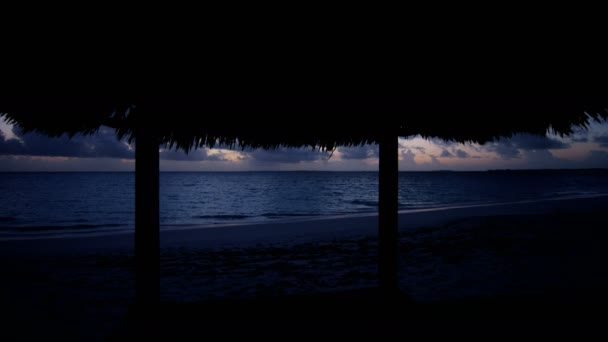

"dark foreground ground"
[112, 287, 608, 338]
[3, 197, 608, 339]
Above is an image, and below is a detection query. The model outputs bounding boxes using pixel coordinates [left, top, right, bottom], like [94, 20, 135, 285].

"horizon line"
[1, 168, 608, 173]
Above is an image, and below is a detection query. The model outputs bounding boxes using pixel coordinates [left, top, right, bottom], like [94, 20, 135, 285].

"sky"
[2, 118, 608, 171]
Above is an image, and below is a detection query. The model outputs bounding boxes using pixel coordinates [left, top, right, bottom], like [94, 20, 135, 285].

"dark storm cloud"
[487, 141, 522, 159]
[0, 130, 23, 154]
[510, 134, 570, 150]
[455, 149, 469, 158]
[439, 148, 469, 159]
[487, 134, 570, 160]
[594, 134, 608, 147]
[440, 149, 453, 158]
[338, 145, 378, 160]
[247, 147, 329, 164]
[0, 127, 134, 158]
[522, 149, 562, 168]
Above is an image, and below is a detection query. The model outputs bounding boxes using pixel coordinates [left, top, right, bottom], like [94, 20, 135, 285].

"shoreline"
[2, 192, 606, 243]
[2, 194, 607, 256]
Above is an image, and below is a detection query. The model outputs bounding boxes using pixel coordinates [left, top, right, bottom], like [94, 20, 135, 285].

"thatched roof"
[1, 96, 607, 151]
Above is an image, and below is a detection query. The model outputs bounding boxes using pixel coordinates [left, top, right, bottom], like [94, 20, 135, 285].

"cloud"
[455, 149, 469, 158]
[0, 130, 24, 154]
[569, 126, 590, 143]
[412, 146, 426, 154]
[0, 126, 134, 159]
[522, 149, 563, 168]
[430, 155, 441, 165]
[0, 126, 355, 165]
[401, 149, 416, 166]
[0, 155, 135, 172]
[1, 118, 605, 171]
[439, 148, 469, 159]
[511, 134, 570, 150]
[338, 145, 378, 160]
[247, 147, 329, 164]
[159, 148, 232, 161]
[487, 141, 521, 159]
[486, 134, 570, 160]
[594, 134, 608, 148]
[588, 150, 608, 158]
[440, 149, 453, 158]
[582, 150, 608, 168]
[429, 137, 451, 148]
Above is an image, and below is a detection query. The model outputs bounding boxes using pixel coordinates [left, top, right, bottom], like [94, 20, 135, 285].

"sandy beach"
[1, 195, 608, 339]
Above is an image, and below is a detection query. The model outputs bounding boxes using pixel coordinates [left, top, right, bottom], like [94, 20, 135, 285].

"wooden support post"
[135, 125, 160, 306]
[378, 134, 399, 298]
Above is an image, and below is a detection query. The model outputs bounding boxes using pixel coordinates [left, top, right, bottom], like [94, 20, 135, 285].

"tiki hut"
[1, 96, 607, 306]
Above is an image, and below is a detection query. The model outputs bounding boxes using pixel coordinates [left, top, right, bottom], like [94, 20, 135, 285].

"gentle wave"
[0, 223, 125, 232]
[192, 215, 251, 220]
[193, 213, 324, 220]
[261, 213, 317, 218]
[351, 200, 378, 207]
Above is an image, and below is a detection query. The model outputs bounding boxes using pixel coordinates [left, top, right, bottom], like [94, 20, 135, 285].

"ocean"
[1, 170, 608, 238]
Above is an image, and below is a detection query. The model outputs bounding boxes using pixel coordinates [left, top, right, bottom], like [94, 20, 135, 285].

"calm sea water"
[1, 170, 608, 237]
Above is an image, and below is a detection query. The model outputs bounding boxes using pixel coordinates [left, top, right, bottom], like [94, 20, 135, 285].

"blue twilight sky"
[2, 118, 608, 171]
